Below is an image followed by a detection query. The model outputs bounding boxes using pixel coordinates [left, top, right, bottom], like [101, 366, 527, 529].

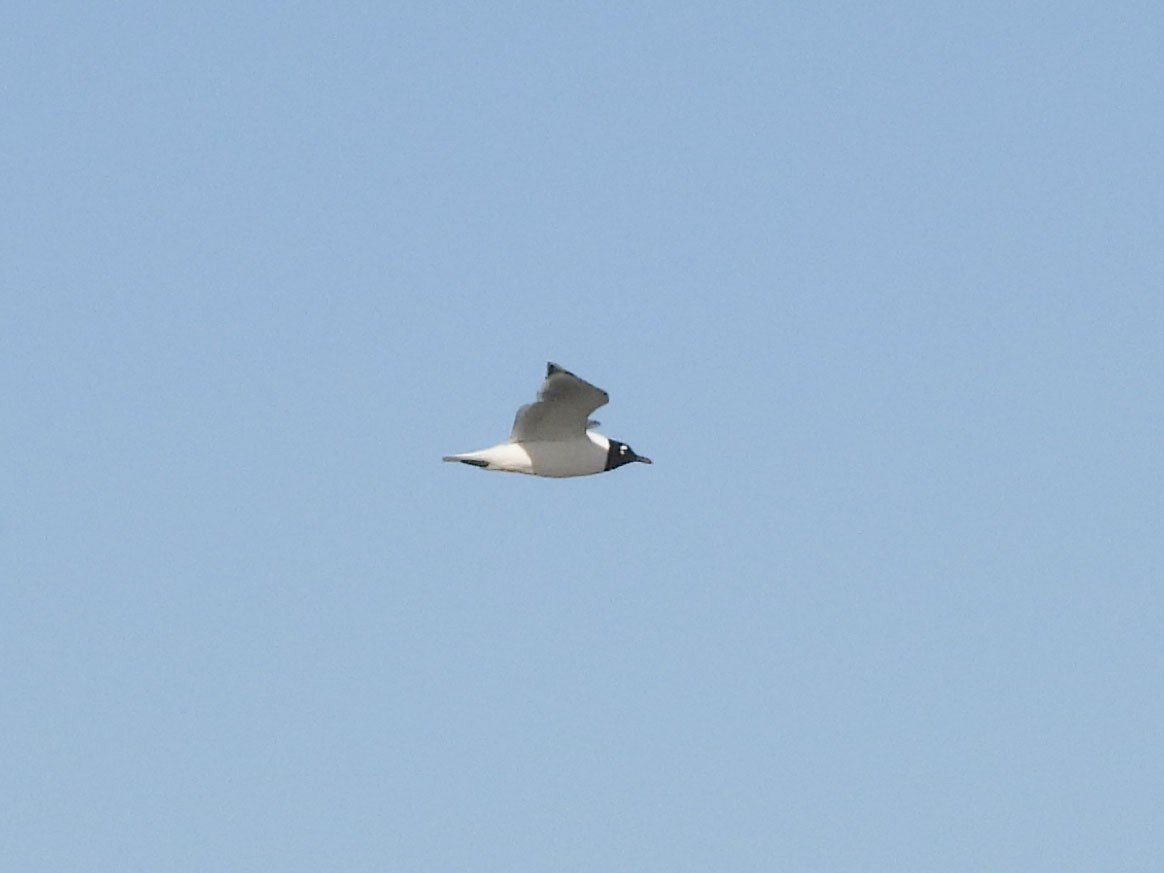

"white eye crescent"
[620, 445, 628, 454]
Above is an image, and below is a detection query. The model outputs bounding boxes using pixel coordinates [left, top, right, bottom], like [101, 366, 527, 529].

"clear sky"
[4, 3, 1162, 871]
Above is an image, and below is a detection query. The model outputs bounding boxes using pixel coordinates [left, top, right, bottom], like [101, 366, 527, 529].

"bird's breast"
[522, 434, 609, 478]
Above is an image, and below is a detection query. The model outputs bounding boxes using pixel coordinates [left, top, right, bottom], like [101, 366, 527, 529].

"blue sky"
[4, 3, 1162, 871]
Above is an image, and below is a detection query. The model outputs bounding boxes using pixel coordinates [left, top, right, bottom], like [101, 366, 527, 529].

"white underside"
[444, 432, 610, 478]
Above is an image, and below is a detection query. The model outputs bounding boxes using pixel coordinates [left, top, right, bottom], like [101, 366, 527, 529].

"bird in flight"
[443, 362, 652, 478]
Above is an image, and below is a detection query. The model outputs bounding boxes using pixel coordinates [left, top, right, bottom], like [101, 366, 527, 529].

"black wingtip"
[546, 362, 574, 378]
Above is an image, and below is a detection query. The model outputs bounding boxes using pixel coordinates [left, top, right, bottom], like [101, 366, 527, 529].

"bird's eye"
[620, 445, 627, 454]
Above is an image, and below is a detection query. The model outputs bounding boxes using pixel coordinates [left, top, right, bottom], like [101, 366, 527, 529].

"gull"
[443, 362, 652, 478]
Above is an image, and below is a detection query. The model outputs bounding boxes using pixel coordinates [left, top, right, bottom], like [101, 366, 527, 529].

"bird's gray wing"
[508, 363, 609, 443]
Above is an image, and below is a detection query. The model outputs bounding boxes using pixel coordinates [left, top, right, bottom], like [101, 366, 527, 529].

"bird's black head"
[604, 439, 653, 471]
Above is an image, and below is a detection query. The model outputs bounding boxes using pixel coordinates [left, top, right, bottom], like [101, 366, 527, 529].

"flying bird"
[443, 362, 652, 478]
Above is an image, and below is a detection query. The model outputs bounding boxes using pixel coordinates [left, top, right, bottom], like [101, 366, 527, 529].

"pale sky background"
[3, 3, 1163, 872]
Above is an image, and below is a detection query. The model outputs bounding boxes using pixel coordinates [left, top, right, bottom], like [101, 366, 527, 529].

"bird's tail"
[443, 454, 489, 468]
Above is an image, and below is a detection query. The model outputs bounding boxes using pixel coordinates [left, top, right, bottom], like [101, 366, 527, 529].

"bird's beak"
[636, 455, 652, 464]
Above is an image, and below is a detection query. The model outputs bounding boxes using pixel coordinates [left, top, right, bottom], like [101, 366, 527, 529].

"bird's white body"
[445, 432, 612, 478]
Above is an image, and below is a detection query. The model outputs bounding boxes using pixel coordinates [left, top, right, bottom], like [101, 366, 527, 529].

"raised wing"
[509, 363, 609, 443]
